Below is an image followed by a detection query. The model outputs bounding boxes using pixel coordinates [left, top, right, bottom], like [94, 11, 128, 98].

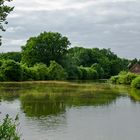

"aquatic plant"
[131, 76, 140, 89]
[0, 114, 20, 140]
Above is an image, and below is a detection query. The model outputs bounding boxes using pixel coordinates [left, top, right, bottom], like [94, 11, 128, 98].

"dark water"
[0, 81, 140, 140]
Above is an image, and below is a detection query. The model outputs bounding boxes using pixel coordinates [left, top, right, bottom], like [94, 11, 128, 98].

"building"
[129, 63, 140, 74]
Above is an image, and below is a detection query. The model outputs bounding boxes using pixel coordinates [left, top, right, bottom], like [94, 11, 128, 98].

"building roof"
[129, 63, 140, 74]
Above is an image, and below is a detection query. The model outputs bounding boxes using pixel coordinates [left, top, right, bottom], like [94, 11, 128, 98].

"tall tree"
[0, 0, 14, 45]
[21, 32, 71, 66]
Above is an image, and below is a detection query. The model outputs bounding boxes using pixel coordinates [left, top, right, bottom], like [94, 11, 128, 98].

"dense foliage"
[131, 76, 140, 89]
[0, 60, 22, 81]
[48, 61, 67, 80]
[0, 52, 21, 62]
[21, 32, 70, 66]
[110, 71, 140, 89]
[67, 47, 129, 78]
[0, 114, 20, 140]
[0, 31, 132, 81]
[110, 72, 137, 85]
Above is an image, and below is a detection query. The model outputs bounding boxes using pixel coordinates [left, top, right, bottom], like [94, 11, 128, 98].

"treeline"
[0, 32, 130, 81]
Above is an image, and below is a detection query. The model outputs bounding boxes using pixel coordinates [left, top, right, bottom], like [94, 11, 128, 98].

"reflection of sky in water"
[0, 100, 67, 140]
[0, 97, 140, 140]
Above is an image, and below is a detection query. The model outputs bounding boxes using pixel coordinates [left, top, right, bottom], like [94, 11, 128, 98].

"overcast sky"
[1, 0, 140, 59]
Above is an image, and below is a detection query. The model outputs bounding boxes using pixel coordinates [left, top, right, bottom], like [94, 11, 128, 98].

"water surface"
[0, 81, 140, 140]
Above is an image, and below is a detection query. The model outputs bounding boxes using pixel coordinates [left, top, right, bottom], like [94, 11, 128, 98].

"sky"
[1, 0, 140, 59]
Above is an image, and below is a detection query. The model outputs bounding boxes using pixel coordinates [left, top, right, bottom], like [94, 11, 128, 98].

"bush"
[86, 68, 98, 80]
[79, 66, 88, 80]
[91, 63, 104, 79]
[21, 65, 36, 81]
[31, 63, 49, 80]
[125, 72, 137, 84]
[0, 52, 21, 62]
[0, 60, 22, 81]
[109, 71, 137, 85]
[109, 76, 119, 84]
[0, 114, 20, 140]
[118, 72, 137, 85]
[131, 76, 140, 89]
[66, 66, 82, 80]
[119, 71, 128, 75]
[79, 66, 98, 80]
[48, 61, 67, 80]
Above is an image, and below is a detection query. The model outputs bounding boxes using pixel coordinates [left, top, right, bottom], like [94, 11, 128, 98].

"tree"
[48, 61, 67, 80]
[79, 66, 98, 80]
[31, 63, 48, 80]
[68, 47, 97, 67]
[0, 60, 22, 81]
[0, 52, 21, 62]
[0, 0, 14, 45]
[21, 32, 71, 66]
[91, 63, 104, 78]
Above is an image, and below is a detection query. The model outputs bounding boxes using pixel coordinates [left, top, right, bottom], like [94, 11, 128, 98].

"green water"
[0, 81, 140, 140]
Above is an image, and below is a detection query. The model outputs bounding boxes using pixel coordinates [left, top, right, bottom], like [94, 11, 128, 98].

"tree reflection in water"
[0, 81, 140, 118]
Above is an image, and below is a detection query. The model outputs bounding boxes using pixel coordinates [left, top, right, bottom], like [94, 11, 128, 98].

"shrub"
[109, 76, 119, 84]
[125, 72, 137, 84]
[0, 52, 21, 62]
[79, 66, 88, 80]
[0, 114, 20, 140]
[48, 61, 67, 80]
[91, 63, 104, 78]
[131, 76, 140, 89]
[31, 63, 49, 80]
[86, 68, 98, 80]
[118, 72, 137, 85]
[119, 71, 128, 75]
[21, 65, 36, 81]
[109, 71, 137, 85]
[115, 71, 127, 84]
[0, 60, 22, 81]
[66, 66, 82, 80]
[79, 66, 98, 80]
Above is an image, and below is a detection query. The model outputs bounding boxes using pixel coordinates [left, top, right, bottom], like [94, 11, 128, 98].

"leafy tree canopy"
[0, 60, 22, 81]
[68, 47, 129, 78]
[21, 32, 71, 66]
[0, 52, 21, 62]
[48, 60, 67, 80]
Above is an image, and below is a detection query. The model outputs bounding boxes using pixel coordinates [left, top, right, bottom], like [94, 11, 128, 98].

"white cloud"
[3, 38, 25, 46]
[2, 0, 140, 59]
[6, 26, 24, 33]
[11, 0, 96, 11]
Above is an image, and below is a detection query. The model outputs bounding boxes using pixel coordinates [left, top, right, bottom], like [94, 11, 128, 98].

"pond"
[0, 81, 140, 140]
